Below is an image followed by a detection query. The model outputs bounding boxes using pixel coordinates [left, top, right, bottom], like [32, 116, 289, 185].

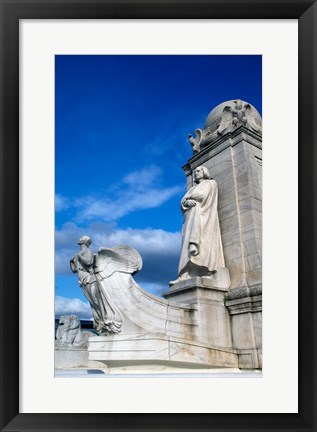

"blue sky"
[55, 55, 262, 319]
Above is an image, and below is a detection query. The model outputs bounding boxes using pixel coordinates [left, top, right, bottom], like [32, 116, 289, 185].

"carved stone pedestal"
[162, 277, 232, 348]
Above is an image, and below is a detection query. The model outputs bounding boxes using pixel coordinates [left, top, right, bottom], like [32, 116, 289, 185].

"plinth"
[162, 276, 232, 348]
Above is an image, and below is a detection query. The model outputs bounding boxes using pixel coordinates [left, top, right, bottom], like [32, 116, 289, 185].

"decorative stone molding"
[225, 285, 262, 316]
[225, 284, 262, 301]
[183, 126, 262, 178]
[188, 99, 262, 154]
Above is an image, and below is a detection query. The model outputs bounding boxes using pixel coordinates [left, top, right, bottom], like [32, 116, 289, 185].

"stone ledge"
[183, 126, 262, 173]
[225, 284, 262, 301]
[88, 333, 239, 369]
[225, 295, 262, 315]
[162, 276, 229, 299]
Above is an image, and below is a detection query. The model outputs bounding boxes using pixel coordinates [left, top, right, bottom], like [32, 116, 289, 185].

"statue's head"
[194, 166, 211, 183]
[234, 99, 243, 109]
[77, 235, 91, 246]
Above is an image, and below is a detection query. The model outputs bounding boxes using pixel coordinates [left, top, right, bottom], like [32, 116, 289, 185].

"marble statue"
[188, 99, 262, 154]
[70, 237, 142, 336]
[217, 99, 262, 135]
[170, 166, 225, 285]
[55, 315, 91, 347]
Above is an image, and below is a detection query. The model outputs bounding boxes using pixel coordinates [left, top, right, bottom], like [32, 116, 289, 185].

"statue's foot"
[169, 272, 189, 286]
[169, 278, 179, 286]
[204, 270, 217, 279]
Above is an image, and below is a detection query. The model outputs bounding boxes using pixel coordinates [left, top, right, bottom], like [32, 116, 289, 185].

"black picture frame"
[0, 1, 316, 431]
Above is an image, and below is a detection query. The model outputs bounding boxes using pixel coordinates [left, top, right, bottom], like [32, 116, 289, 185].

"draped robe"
[71, 248, 122, 335]
[178, 179, 225, 275]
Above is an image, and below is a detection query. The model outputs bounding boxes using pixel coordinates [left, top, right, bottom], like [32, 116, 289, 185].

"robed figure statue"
[170, 166, 226, 285]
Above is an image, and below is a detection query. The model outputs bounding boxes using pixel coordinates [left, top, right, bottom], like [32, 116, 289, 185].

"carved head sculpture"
[233, 99, 243, 110]
[58, 314, 80, 331]
[77, 235, 91, 247]
[194, 166, 211, 183]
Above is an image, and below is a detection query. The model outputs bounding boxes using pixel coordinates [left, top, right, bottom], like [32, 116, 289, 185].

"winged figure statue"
[70, 237, 142, 336]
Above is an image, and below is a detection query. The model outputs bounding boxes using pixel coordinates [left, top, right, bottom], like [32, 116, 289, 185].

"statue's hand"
[185, 199, 196, 207]
[70, 256, 78, 273]
[189, 243, 199, 256]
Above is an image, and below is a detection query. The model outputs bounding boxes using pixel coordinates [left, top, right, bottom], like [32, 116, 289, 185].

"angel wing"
[95, 245, 143, 279]
[244, 104, 262, 134]
[217, 106, 233, 135]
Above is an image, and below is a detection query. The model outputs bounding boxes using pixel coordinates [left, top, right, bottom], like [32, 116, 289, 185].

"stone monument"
[165, 99, 262, 369]
[55, 98, 262, 373]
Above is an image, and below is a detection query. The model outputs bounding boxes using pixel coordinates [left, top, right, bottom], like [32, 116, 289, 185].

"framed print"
[53, 53, 263, 376]
[0, 0, 316, 431]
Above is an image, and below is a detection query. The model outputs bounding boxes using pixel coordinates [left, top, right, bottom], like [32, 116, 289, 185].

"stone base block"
[55, 366, 260, 376]
[55, 345, 106, 370]
[162, 276, 228, 303]
[167, 268, 231, 292]
[238, 348, 262, 369]
[88, 333, 238, 369]
[162, 280, 232, 348]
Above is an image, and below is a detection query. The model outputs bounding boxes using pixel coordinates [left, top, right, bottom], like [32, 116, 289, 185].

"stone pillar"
[162, 278, 232, 348]
[182, 125, 262, 368]
[164, 99, 262, 368]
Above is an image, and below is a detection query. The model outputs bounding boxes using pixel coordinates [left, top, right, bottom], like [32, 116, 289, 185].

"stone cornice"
[225, 285, 262, 315]
[225, 284, 262, 301]
[182, 126, 262, 175]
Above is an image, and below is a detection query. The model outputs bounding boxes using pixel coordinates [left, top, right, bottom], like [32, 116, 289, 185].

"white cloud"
[56, 165, 183, 223]
[55, 296, 92, 320]
[93, 186, 180, 221]
[122, 165, 161, 187]
[94, 226, 181, 255]
[55, 165, 183, 293]
[55, 222, 181, 291]
[55, 194, 71, 212]
[75, 168, 182, 222]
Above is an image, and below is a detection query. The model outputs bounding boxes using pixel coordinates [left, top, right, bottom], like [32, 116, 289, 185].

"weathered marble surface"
[163, 278, 232, 347]
[88, 333, 239, 368]
[55, 345, 106, 370]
